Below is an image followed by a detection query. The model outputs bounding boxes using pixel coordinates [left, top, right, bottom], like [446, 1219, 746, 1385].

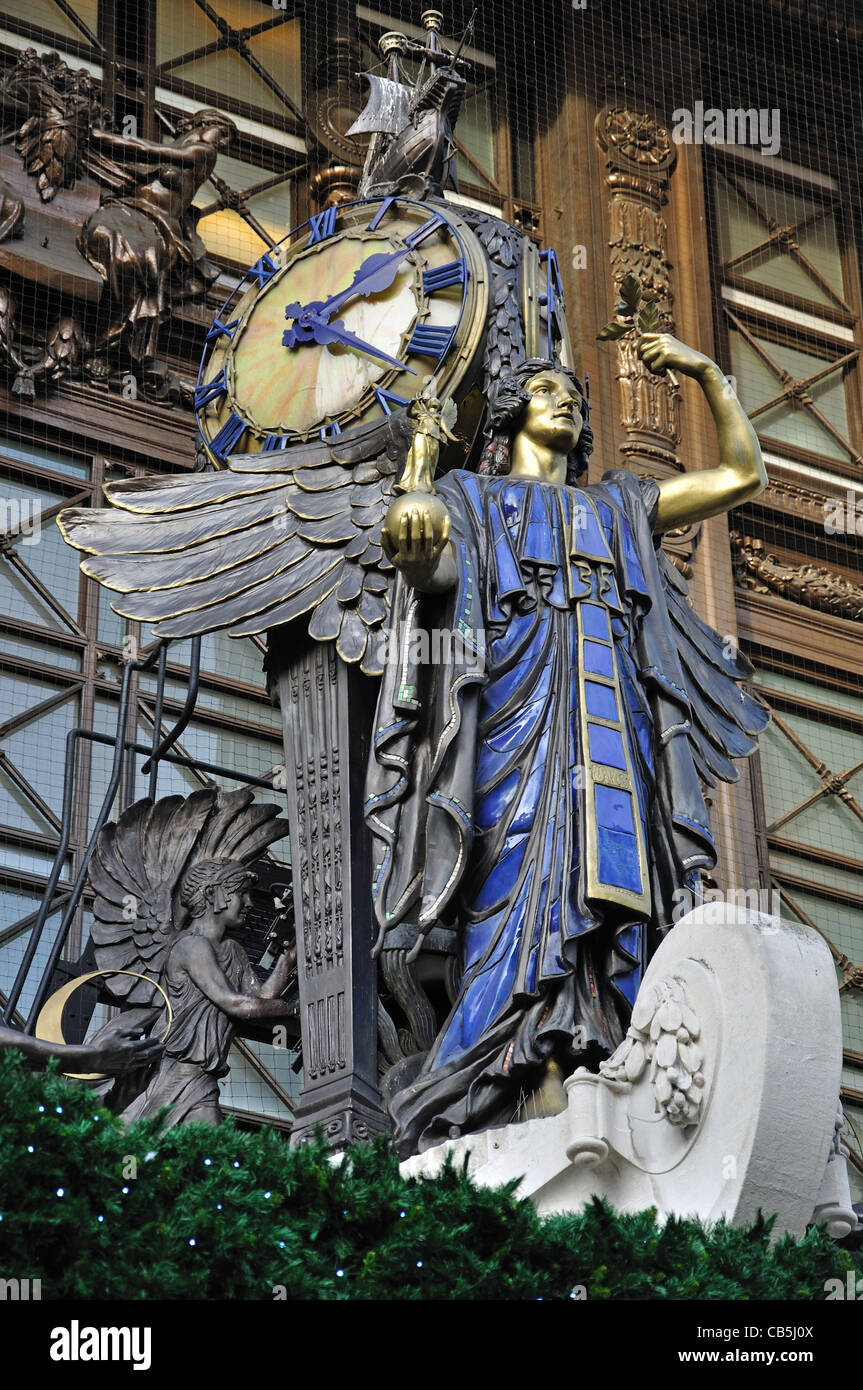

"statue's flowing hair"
[478, 358, 594, 485]
[179, 860, 255, 919]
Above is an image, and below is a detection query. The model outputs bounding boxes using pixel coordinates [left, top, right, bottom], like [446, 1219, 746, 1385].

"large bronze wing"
[59, 417, 408, 677]
[89, 786, 288, 1007]
[658, 549, 769, 785]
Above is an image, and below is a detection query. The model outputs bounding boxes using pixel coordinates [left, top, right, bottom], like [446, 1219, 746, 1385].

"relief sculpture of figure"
[367, 333, 769, 1155]
[82, 786, 295, 1128]
[76, 109, 236, 371]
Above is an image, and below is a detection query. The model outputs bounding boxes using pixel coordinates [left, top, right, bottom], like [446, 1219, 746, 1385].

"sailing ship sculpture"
[348, 11, 472, 199]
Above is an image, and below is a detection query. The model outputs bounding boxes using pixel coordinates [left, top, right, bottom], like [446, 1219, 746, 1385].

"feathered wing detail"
[58, 421, 407, 677]
[89, 787, 288, 1005]
[657, 548, 769, 786]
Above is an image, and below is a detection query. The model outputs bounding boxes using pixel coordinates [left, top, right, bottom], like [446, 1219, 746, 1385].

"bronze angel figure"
[83, 785, 295, 1127]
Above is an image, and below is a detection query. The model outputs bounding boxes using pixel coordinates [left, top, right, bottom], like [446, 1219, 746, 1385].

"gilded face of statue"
[520, 370, 583, 454]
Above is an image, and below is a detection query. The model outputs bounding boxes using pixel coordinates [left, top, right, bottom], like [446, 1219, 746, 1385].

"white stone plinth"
[400, 906, 856, 1239]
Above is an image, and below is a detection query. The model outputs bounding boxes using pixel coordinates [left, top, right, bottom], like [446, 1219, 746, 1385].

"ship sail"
[347, 74, 412, 137]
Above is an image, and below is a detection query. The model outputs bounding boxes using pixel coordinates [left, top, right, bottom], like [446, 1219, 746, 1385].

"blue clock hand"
[315, 246, 416, 318]
[282, 312, 416, 374]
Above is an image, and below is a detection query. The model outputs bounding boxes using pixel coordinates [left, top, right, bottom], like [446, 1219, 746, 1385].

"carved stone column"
[595, 115, 679, 439]
[273, 638, 388, 1147]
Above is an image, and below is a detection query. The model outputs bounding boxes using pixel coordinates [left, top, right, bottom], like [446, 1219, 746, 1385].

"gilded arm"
[639, 333, 768, 534]
[382, 391, 458, 592]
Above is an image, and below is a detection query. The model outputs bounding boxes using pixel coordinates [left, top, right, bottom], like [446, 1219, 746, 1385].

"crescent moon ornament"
[35, 970, 173, 1080]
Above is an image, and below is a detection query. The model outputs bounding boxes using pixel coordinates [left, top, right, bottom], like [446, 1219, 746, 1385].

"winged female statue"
[83, 785, 295, 1127]
[59, 325, 768, 1152]
[76, 108, 236, 370]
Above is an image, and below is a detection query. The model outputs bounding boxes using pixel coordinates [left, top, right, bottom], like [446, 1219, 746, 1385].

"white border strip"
[155, 88, 306, 154]
[762, 452, 863, 494]
[722, 286, 855, 343]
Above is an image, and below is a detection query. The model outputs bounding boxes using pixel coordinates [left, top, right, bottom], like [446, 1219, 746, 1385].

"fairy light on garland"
[1, 1051, 851, 1300]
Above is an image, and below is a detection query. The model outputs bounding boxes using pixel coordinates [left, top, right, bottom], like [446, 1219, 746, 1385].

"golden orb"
[385, 489, 449, 532]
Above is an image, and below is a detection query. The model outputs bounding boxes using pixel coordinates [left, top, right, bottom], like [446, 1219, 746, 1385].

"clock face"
[195, 196, 489, 463]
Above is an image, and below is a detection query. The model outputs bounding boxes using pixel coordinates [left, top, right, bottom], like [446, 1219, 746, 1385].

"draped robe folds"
[77, 190, 219, 360]
[365, 468, 724, 1157]
[121, 936, 258, 1127]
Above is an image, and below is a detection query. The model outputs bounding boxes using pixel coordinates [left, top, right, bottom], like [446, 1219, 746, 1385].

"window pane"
[756, 716, 821, 826]
[139, 672, 280, 729]
[3, 692, 79, 817]
[246, 17, 302, 111]
[755, 669, 863, 720]
[194, 209, 267, 264]
[728, 329, 853, 461]
[0, 437, 90, 480]
[0, 670, 69, 726]
[97, 585, 127, 647]
[0, 628, 81, 672]
[161, 632, 266, 686]
[12, 519, 83, 622]
[0, 908, 67, 1019]
[219, 1040, 296, 1121]
[0, 885, 41, 935]
[456, 89, 495, 190]
[0, 766, 56, 836]
[0, 557, 67, 630]
[0, 0, 96, 43]
[156, 0, 219, 65]
[714, 171, 844, 304]
[840, 991, 863, 1063]
[171, 48, 291, 117]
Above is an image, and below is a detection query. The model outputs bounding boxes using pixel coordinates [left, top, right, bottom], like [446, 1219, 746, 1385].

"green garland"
[0, 1050, 858, 1300]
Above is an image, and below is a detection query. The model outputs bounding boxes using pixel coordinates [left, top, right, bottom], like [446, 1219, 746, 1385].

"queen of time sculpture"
[367, 343, 767, 1154]
[57, 14, 769, 1155]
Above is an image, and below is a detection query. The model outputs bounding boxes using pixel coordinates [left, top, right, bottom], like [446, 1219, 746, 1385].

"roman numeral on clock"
[209, 412, 247, 461]
[194, 368, 228, 411]
[262, 433, 290, 452]
[319, 421, 342, 440]
[422, 259, 466, 294]
[368, 196, 397, 231]
[406, 323, 455, 360]
[405, 215, 445, 249]
[306, 205, 338, 245]
[248, 253, 279, 288]
[373, 387, 409, 416]
[206, 316, 240, 343]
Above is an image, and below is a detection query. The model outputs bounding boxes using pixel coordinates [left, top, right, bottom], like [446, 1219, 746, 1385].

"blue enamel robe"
[365, 467, 766, 1155]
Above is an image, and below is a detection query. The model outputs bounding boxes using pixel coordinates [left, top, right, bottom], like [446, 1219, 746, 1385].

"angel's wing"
[59, 417, 409, 677]
[658, 548, 769, 786]
[89, 786, 288, 1005]
[89, 789, 218, 1006]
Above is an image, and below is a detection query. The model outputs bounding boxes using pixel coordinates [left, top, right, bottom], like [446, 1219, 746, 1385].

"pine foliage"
[0, 1050, 858, 1300]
